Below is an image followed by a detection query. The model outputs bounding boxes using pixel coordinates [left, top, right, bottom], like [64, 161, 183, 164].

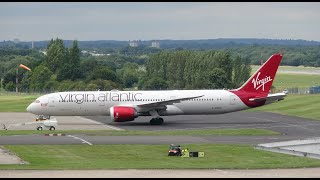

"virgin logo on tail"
[251, 72, 272, 91]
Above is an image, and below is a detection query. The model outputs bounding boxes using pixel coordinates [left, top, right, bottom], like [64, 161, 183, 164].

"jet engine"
[110, 106, 138, 122]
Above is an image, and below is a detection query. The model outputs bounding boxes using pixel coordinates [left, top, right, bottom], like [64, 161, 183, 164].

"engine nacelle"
[110, 106, 138, 122]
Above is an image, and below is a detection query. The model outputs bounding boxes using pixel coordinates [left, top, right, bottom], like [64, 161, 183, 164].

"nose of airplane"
[26, 103, 33, 113]
[26, 103, 38, 114]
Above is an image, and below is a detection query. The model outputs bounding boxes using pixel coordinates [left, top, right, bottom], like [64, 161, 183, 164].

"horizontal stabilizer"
[249, 92, 286, 103]
[249, 97, 266, 102]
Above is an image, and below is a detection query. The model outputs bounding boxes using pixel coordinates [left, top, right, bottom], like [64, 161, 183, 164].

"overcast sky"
[1, 2, 320, 41]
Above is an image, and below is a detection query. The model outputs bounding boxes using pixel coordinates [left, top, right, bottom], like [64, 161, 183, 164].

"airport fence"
[285, 86, 320, 94]
[0, 91, 51, 96]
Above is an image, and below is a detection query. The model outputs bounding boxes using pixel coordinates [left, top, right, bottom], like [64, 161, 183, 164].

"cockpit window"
[33, 100, 40, 103]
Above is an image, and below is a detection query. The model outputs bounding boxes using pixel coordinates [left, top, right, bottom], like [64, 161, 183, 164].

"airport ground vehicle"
[168, 144, 182, 156]
[35, 118, 57, 130]
[2, 118, 57, 131]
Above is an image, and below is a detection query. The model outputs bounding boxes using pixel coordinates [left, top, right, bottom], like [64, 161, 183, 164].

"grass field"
[0, 95, 39, 112]
[0, 129, 280, 136]
[1, 144, 320, 170]
[272, 74, 320, 89]
[247, 94, 320, 120]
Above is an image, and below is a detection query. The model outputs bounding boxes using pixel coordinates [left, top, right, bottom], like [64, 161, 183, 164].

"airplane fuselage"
[27, 90, 249, 117]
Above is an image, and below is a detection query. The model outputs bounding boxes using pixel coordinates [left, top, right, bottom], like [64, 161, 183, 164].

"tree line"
[1, 38, 252, 92]
[3, 37, 320, 92]
[1, 38, 144, 92]
[139, 50, 251, 90]
[225, 45, 320, 67]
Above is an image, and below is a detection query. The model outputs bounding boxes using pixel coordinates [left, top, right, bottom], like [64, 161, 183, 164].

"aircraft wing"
[249, 92, 286, 104]
[134, 95, 204, 113]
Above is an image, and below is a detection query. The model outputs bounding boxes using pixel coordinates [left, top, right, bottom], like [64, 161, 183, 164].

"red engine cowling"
[110, 106, 138, 122]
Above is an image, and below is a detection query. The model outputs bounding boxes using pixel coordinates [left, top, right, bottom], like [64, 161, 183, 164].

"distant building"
[90, 52, 104, 56]
[151, 41, 160, 48]
[31, 41, 34, 48]
[129, 40, 138, 47]
[39, 50, 47, 55]
[82, 50, 106, 56]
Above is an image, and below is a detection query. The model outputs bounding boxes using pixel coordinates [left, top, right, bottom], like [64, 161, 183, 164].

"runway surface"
[0, 112, 320, 145]
[0, 113, 117, 130]
[85, 111, 320, 137]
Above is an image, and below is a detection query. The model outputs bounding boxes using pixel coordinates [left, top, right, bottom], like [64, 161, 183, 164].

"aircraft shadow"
[107, 121, 274, 127]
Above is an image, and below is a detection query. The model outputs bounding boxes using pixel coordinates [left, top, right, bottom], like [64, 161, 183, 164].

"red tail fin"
[237, 53, 283, 96]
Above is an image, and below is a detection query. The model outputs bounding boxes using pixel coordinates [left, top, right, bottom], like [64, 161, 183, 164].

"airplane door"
[230, 95, 237, 105]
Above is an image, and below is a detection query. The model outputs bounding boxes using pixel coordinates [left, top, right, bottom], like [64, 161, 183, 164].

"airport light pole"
[15, 68, 18, 93]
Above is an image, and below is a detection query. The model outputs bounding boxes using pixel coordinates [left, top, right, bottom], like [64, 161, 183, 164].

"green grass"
[272, 74, 320, 89]
[0, 129, 280, 136]
[1, 144, 320, 169]
[0, 95, 39, 112]
[248, 94, 320, 120]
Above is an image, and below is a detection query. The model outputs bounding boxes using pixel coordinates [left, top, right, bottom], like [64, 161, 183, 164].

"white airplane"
[27, 53, 286, 125]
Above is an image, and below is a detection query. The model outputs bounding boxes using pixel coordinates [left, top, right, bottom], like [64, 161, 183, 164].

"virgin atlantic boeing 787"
[27, 53, 286, 125]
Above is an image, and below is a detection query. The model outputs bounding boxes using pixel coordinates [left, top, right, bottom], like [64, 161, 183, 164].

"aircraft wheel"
[149, 118, 155, 125]
[150, 118, 164, 125]
[37, 126, 43, 131]
[49, 126, 55, 131]
[158, 118, 164, 125]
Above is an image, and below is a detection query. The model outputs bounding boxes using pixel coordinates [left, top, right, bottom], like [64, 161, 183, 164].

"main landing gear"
[150, 117, 164, 125]
[148, 110, 164, 125]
